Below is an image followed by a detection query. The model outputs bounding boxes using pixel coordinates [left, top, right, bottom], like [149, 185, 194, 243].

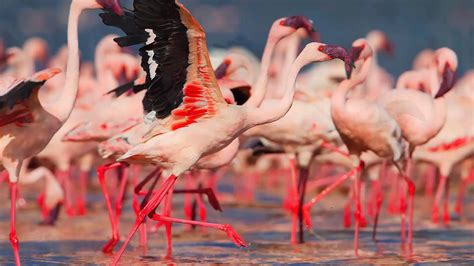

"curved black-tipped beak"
[97, 0, 123, 15]
[320, 44, 354, 79]
[282, 16, 321, 42]
[214, 59, 231, 80]
[435, 66, 456, 98]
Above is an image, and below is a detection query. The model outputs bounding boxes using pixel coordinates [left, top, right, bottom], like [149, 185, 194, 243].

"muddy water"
[0, 180, 473, 265]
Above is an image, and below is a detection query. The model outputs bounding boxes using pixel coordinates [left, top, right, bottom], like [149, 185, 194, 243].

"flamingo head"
[215, 59, 231, 80]
[434, 48, 458, 98]
[96, 0, 123, 15]
[280, 16, 320, 42]
[367, 30, 393, 55]
[318, 44, 354, 79]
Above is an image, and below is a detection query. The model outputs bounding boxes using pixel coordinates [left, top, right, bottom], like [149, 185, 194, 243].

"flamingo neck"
[275, 34, 302, 98]
[246, 51, 324, 127]
[331, 57, 372, 117]
[244, 35, 277, 108]
[48, 3, 83, 123]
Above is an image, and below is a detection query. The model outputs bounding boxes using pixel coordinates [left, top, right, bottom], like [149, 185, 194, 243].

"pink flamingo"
[320, 38, 408, 256]
[0, 0, 122, 264]
[99, 1, 351, 263]
[381, 48, 458, 232]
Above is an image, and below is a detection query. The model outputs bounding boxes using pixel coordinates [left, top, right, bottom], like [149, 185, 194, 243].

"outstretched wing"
[100, 0, 225, 131]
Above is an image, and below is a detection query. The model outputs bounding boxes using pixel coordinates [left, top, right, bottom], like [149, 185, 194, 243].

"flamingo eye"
[100, 123, 108, 130]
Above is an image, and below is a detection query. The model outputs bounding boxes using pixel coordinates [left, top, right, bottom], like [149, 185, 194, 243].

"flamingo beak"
[319, 45, 354, 79]
[97, 0, 123, 15]
[282, 16, 321, 42]
[214, 59, 231, 80]
[435, 64, 456, 98]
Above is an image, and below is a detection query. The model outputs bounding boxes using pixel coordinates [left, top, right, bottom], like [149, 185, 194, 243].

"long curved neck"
[275, 34, 301, 98]
[245, 51, 316, 127]
[47, 3, 82, 123]
[331, 57, 372, 116]
[244, 35, 277, 108]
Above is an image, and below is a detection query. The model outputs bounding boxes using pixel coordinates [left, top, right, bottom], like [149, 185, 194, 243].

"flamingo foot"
[222, 224, 248, 247]
[102, 235, 120, 254]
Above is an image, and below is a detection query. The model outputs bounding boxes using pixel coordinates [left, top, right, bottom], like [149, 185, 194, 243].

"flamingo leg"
[163, 186, 174, 258]
[372, 161, 387, 241]
[372, 180, 383, 241]
[112, 174, 178, 265]
[359, 181, 368, 228]
[9, 182, 21, 266]
[76, 170, 88, 215]
[57, 169, 74, 217]
[297, 167, 309, 243]
[443, 177, 450, 225]
[343, 185, 353, 228]
[455, 175, 471, 217]
[288, 157, 298, 244]
[354, 166, 362, 256]
[302, 162, 364, 230]
[433, 175, 448, 224]
[97, 162, 128, 254]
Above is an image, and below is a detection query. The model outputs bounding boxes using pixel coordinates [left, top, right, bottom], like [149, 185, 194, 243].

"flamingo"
[0, 0, 122, 264]
[98, 1, 351, 263]
[379, 48, 457, 233]
[319, 38, 408, 256]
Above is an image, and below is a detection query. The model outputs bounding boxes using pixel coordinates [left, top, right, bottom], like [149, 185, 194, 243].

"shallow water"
[0, 180, 473, 265]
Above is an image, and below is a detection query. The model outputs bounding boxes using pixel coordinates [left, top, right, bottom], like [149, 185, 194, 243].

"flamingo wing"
[0, 68, 60, 110]
[100, 0, 225, 131]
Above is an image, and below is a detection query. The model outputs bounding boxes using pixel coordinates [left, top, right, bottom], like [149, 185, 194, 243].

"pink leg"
[297, 167, 309, 243]
[163, 187, 174, 258]
[372, 180, 383, 241]
[402, 175, 415, 254]
[288, 158, 298, 244]
[353, 165, 362, 256]
[77, 171, 88, 216]
[97, 162, 128, 254]
[443, 177, 450, 225]
[9, 182, 21, 265]
[113, 175, 178, 265]
[424, 165, 436, 198]
[57, 169, 75, 217]
[433, 175, 448, 224]
[302, 162, 364, 230]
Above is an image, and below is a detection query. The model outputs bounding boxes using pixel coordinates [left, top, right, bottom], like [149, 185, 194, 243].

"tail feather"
[107, 79, 147, 97]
